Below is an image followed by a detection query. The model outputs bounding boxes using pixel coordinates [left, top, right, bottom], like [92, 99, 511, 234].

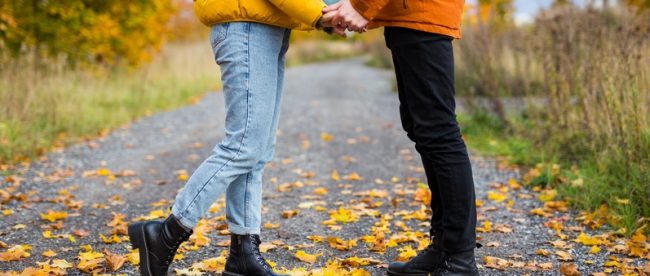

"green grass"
[0, 42, 218, 164]
[459, 111, 650, 234]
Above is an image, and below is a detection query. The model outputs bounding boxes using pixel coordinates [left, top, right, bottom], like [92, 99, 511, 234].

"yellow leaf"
[307, 235, 324, 242]
[538, 189, 557, 202]
[126, 249, 139, 265]
[100, 234, 122, 244]
[590, 245, 601, 254]
[344, 172, 362, 181]
[487, 191, 507, 202]
[477, 220, 492, 233]
[327, 207, 359, 224]
[77, 257, 104, 273]
[331, 170, 340, 182]
[414, 183, 431, 205]
[396, 245, 417, 261]
[508, 178, 522, 190]
[51, 259, 73, 269]
[2, 209, 13, 215]
[326, 236, 357, 251]
[483, 256, 510, 270]
[631, 229, 647, 243]
[341, 256, 381, 267]
[78, 250, 104, 261]
[0, 245, 31, 261]
[321, 132, 334, 142]
[97, 168, 113, 176]
[40, 210, 68, 222]
[295, 250, 320, 264]
[264, 222, 280, 229]
[314, 187, 328, 196]
[574, 232, 605, 246]
[42, 250, 57, 257]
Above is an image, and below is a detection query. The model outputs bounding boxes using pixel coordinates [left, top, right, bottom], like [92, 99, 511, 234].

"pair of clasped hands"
[320, 0, 369, 37]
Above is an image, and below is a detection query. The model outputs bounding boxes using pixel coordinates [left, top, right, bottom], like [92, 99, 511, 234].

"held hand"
[323, 0, 368, 33]
[319, 11, 347, 37]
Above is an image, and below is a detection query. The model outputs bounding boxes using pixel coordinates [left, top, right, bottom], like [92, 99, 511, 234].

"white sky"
[465, 0, 605, 24]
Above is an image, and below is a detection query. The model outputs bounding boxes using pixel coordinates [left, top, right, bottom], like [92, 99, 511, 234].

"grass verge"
[0, 41, 218, 164]
[459, 111, 650, 234]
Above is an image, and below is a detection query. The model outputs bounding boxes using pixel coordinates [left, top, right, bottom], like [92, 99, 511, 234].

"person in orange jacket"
[127, 1, 342, 276]
[325, 1, 479, 275]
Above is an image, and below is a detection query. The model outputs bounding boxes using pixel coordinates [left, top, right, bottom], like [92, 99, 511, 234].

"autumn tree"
[0, 0, 176, 66]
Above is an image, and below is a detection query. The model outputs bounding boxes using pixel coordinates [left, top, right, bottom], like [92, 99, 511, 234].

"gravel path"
[1, 59, 647, 275]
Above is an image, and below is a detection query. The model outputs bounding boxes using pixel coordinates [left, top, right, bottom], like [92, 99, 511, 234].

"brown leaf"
[104, 249, 127, 271]
[559, 263, 579, 276]
[281, 210, 300, 218]
[555, 250, 574, 261]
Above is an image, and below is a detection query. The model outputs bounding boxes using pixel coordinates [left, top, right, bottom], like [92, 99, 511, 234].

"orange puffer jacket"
[350, 0, 465, 38]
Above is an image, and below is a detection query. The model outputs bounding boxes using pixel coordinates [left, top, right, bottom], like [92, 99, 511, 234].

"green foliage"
[0, 0, 176, 66]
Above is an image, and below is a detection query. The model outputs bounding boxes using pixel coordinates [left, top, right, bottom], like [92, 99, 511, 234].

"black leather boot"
[128, 214, 193, 276]
[434, 250, 479, 276]
[223, 234, 288, 276]
[387, 232, 445, 276]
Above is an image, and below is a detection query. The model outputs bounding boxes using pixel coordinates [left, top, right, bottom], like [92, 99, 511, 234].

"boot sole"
[128, 222, 152, 276]
[386, 270, 430, 276]
[222, 271, 244, 276]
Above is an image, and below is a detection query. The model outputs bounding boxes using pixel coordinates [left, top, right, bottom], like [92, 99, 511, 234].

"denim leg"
[171, 22, 289, 231]
[225, 28, 291, 235]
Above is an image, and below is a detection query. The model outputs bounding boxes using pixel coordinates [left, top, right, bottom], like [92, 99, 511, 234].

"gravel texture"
[0, 59, 647, 275]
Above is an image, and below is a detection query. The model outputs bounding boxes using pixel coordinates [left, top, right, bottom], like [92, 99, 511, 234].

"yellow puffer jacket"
[194, 0, 326, 30]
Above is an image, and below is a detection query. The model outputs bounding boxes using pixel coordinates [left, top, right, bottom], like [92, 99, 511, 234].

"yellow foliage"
[40, 210, 68, 222]
[295, 250, 321, 264]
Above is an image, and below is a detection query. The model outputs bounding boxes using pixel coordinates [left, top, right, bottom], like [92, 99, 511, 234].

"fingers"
[320, 11, 338, 27]
[322, 2, 342, 13]
[333, 26, 347, 38]
[343, 18, 368, 33]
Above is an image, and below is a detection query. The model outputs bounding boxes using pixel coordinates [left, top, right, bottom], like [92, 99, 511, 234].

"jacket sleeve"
[349, 0, 390, 20]
[267, 0, 326, 27]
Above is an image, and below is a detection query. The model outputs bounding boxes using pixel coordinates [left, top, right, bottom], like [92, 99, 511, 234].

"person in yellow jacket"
[127, 1, 337, 276]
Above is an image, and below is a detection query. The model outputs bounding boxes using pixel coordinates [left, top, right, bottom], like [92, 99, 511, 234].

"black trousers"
[385, 27, 477, 253]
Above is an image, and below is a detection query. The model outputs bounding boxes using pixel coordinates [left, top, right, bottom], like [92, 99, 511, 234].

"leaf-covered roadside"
[1, 131, 648, 275]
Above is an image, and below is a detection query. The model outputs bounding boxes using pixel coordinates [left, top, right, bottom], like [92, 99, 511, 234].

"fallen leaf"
[559, 263, 579, 276]
[104, 249, 126, 271]
[321, 133, 334, 142]
[555, 250, 573, 261]
[295, 250, 320, 264]
[40, 210, 68, 222]
[282, 210, 300, 218]
[42, 250, 57, 257]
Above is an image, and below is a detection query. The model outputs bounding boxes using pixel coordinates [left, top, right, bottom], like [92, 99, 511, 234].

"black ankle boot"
[223, 234, 288, 276]
[387, 232, 445, 276]
[128, 215, 193, 276]
[434, 250, 479, 276]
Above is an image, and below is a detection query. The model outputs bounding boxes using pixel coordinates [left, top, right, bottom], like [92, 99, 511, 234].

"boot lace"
[251, 235, 273, 271]
[163, 232, 191, 266]
[435, 257, 453, 274]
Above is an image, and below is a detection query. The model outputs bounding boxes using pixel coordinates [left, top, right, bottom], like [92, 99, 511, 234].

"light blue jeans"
[172, 22, 291, 235]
